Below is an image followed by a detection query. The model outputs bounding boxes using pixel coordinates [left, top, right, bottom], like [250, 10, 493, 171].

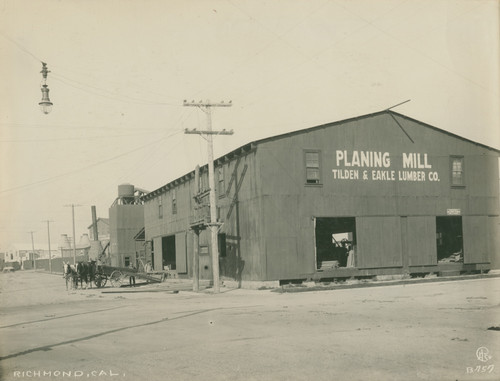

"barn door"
[462, 216, 489, 264]
[407, 216, 437, 266]
[356, 217, 402, 268]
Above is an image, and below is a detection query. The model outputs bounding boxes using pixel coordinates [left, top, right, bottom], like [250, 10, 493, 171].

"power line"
[242, 0, 497, 111]
[50, 72, 181, 107]
[0, 30, 181, 108]
[0, 30, 44, 63]
[0, 131, 163, 143]
[194, 0, 332, 96]
[113, 114, 191, 184]
[0, 129, 183, 195]
[333, 0, 497, 96]
[239, 0, 414, 108]
[0, 121, 176, 132]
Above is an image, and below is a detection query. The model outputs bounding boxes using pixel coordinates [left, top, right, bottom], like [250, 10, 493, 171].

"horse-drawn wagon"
[63, 261, 165, 290]
[93, 264, 165, 288]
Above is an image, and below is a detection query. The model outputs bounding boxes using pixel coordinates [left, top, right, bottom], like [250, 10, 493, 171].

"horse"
[63, 262, 77, 290]
[75, 261, 97, 289]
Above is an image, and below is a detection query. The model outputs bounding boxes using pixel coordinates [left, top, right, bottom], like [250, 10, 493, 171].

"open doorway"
[162, 235, 176, 270]
[315, 217, 357, 270]
[436, 216, 463, 263]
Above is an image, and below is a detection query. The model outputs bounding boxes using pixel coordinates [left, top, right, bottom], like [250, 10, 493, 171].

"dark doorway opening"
[151, 240, 155, 269]
[162, 235, 176, 270]
[218, 233, 227, 258]
[315, 217, 357, 270]
[436, 216, 463, 263]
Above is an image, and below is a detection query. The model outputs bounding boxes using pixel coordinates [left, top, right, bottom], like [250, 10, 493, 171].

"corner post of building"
[192, 165, 201, 292]
[192, 226, 201, 292]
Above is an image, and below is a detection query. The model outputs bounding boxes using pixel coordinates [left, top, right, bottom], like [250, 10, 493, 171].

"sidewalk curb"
[275, 272, 500, 293]
[32, 269, 500, 294]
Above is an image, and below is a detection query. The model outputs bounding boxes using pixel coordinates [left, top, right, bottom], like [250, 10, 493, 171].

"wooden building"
[142, 111, 500, 283]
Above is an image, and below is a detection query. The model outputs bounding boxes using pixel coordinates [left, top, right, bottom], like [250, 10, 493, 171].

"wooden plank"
[356, 217, 402, 268]
[407, 216, 437, 266]
[463, 216, 490, 263]
[176, 231, 187, 273]
[133, 273, 163, 283]
[153, 236, 163, 271]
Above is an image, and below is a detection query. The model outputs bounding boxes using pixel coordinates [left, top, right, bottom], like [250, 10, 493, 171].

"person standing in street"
[129, 263, 136, 287]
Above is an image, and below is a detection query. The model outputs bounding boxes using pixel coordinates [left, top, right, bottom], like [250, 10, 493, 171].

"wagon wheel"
[94, 274, 107, 288]
[110, 271, 123, 288]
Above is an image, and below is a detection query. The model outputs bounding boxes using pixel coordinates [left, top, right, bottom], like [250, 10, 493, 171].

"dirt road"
[1, 271, 499, 381]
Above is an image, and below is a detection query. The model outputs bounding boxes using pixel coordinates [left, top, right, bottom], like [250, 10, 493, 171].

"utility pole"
[29, 231, 36, 271]
[192, 165, 201, 292]
[43, 220, 53, 273]
[184, 100, 233, 293]
[64, 204, 81, 265]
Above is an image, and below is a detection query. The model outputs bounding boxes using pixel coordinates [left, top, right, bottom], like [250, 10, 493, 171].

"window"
[124, 257, 130, 267]
[218, 166, 225, 196]
[305, 150, 321, 184]
[158, 197, 163, 219]
[172, 189, 177, 214]
[450, 156, 464, 187]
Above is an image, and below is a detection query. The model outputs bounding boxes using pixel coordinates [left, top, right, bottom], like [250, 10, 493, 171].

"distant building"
[87, 218, 110, 241]
[87, 217, 111, 263]
[141, 111, 500, 284]
[6, 244, 44, 263]
[57, 234, 91, 262]
[5, 243, 54, 269]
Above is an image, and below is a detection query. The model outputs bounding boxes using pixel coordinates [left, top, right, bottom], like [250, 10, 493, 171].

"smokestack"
[91, 205, 99, 240]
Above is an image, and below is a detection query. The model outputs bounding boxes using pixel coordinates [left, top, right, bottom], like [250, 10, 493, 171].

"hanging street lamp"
[39, 62, 53, 114]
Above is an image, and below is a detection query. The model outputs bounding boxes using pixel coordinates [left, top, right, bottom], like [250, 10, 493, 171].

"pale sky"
[1, 0, 499, 250]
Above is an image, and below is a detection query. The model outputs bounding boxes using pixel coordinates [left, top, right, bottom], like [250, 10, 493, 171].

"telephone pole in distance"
[42, 220, 54, 273]
[29, 231, 36, 271]
[64, 204, 81, 265]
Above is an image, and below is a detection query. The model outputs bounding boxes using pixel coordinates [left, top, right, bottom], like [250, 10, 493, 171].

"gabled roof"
[142, 110, 500, 201]
[7, 243, 50, 252]
[87, 218, 110, 229]
[253, 110, 500, 153]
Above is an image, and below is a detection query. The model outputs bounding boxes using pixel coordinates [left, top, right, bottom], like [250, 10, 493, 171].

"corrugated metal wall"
[463, 216, 490, 264]
[153, 236, 162, 271]
[257, 112, 499, 279]
[175, 232, 187, 273]
[143, 112, 499, 281]
[406, 216, 437, 266]
[356, 217, 402, 268]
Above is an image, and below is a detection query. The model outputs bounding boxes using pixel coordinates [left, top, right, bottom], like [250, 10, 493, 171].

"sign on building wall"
[332, 150, 441, 182]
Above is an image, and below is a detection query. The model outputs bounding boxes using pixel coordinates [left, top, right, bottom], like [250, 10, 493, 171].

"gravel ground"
[1, 270, 499, 381]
